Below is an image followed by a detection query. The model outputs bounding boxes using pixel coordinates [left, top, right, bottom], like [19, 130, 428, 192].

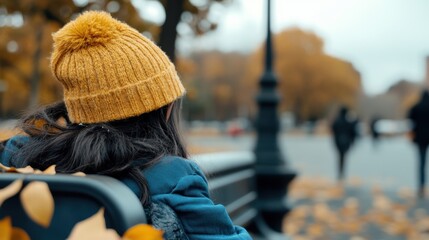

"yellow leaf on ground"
[283, 221, 302, 236]
[306, 223, 324, 237]
[42, 165, 56, 175]
[0, 179, 23, 206]
[20, 181, 54, 228]
[373, 195, 392, 211]
[68, 208, 120, 240]
[11, 227, 30, 240]
[0, 217, 12, 240]
[123, 224, 164, 240]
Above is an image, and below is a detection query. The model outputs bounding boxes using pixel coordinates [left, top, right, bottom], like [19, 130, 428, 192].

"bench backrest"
[195, 152, 257, 227]
[0, 173, 146, 240]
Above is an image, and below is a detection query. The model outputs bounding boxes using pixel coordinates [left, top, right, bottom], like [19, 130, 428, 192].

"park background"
[1, 0, 429, 239]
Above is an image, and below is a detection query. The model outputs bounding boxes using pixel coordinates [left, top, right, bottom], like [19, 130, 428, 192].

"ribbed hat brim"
[65, 64, 185, 123]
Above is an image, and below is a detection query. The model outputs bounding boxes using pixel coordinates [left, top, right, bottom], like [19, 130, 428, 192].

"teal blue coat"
[1, 135, 251, 240]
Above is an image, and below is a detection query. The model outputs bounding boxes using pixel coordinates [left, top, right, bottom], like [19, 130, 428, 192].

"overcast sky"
[179, 0, 429, 95]
[135, 0, 429, 95]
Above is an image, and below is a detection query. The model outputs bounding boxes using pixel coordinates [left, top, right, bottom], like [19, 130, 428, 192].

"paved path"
[189, 134, 429, 239]
[188, 134, 420, 192]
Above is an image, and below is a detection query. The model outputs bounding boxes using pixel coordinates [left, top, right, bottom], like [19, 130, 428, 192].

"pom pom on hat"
[50, 11, 185, 124]
[52, 11, 126, 53]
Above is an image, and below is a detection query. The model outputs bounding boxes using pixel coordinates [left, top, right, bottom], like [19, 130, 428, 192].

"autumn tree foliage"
[177, 51, 248, 121]
[243, 28, 362, 123]
[0, 0, 227, 116]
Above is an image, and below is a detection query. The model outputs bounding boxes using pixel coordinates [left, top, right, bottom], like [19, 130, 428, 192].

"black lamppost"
[252, 0, 297, 236]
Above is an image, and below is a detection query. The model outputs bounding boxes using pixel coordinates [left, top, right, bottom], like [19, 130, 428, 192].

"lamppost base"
[254, 165, 296, 231]
[248, 214, 293, 240]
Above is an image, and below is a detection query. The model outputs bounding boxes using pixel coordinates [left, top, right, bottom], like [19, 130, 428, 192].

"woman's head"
[50, 11, 185, 124]
[11, 11, 188, 204]
[19, 98, 187, 170]
[16, 98, 187, 204]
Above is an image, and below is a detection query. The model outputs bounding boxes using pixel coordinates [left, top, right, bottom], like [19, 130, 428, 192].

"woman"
[1, 11, 251, 240]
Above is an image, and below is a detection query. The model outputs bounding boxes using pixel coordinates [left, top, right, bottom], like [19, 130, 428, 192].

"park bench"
[195, 152, 257, 227]
[196, 152, 290, 240]
[0, 173, 146, 240]
[0, 151, 288, 239]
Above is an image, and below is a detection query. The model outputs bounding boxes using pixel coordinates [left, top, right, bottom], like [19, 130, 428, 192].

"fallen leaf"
[335, 219, 363, 233]
[306, 223, 324, 237]
[396, 187, 414, 200]
[123, 224, 164, 240]
[283, 221, 302, 236]
[0, 163, 10, 171]
[20, 181, 54, 227]
[0, 164, 35, 174]
[326, 185, 344, 199]
[0, 217, 12, 240]
[72, 172, 86, 177]
[287, 205, 309, 219]
[350, 236, 367, 240]
[347, 177, 362, 187]
[68, 208, 120, 240]
[14, 166, 35, 174]
[373, 195, 392, 211]
[292, 236, 311, 240]
[0, 179, 23, 206]
[42, 165, 56, 175]
[314, 203, 332, 221]
[11, 227, 30, 240]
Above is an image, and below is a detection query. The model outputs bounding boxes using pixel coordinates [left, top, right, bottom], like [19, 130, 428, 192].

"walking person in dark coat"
[408, 90, 429, 198]
[370, 116, 381, 148]
[331, 106, 358, 181]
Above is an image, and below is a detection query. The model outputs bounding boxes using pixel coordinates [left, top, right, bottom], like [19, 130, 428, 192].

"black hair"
[11, 100, 188, 205]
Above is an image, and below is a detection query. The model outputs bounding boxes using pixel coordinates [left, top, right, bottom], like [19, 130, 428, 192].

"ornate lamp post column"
[253, 0, 297, 235]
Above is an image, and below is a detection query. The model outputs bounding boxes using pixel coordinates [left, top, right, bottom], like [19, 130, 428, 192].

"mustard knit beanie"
[50, 11, 185, 124]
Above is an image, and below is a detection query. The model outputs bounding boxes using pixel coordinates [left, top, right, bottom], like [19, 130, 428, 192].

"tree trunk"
[158, 0, 184, 63]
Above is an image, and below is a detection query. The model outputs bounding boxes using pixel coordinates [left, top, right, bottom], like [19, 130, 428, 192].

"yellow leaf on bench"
[67, 208, 121, 240]
[71, 172, 86, 177]
[0, 217, 12, 240]
[123, 224, 164, 240]
[0, 179, 23, 206]
[11, 227, 30, 240]
[42, 165, 56, 175]
[0, 217, 30, 240]
[20, 181, 54, 228]
[14, 166, 35, 174]
[0, 164, 35, 174]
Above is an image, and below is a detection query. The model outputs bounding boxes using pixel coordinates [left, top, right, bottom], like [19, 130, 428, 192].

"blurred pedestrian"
[370, 116, 381, 148]
[331, 106, 358, 181]
[408, 90, 429, 198]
